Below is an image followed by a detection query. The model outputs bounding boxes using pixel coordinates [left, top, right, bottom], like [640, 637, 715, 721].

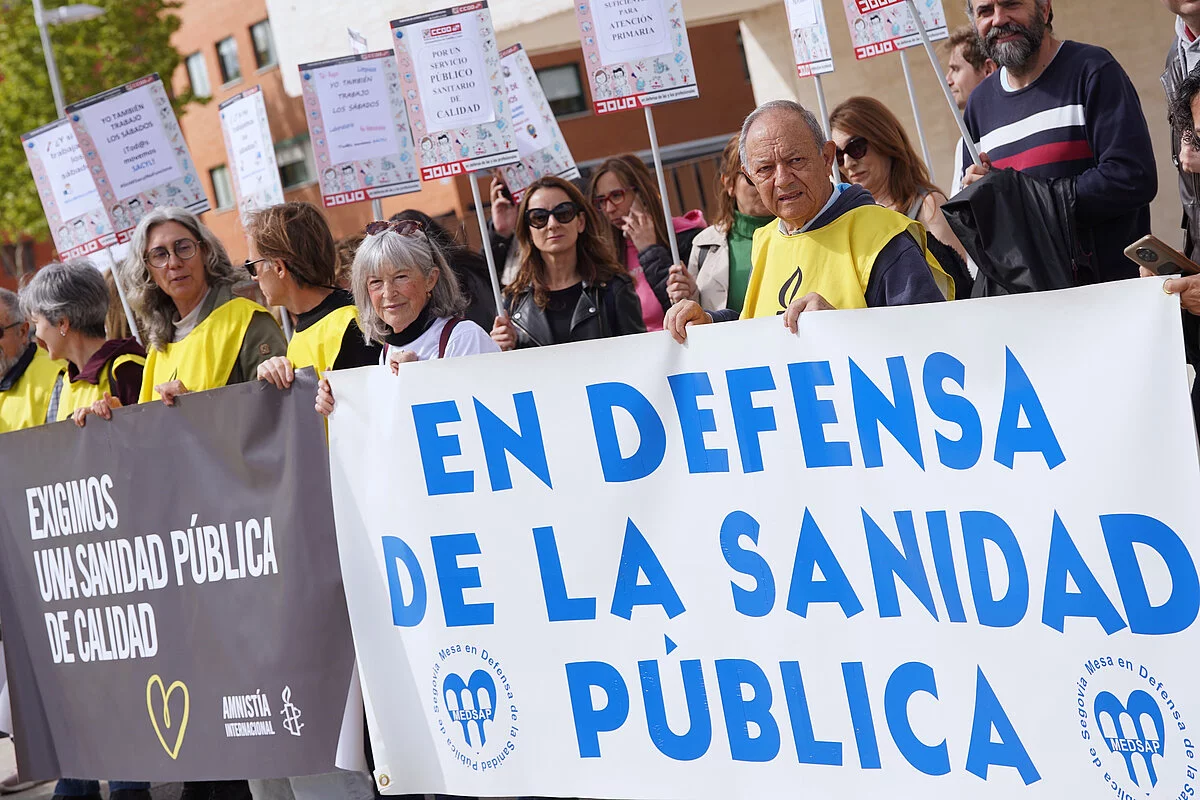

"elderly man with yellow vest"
[665, 99, 950, 342]
[0, 287, 64, 433]
[248, 202, 379, 392]
[115, 208, 284, 416]
[19, 260, 145, 430]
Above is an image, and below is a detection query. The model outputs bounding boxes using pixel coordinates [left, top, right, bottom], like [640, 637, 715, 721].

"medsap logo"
[1077, 656, 1197, 798]
[432, 643, 519, 772]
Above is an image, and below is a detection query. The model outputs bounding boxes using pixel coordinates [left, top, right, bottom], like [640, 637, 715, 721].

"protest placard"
[300, 50, 422, 208]
[842, 0, 948, 60]
[328, 279, 1200, 798]
[391, 3, 519, 181]
[785, 0, 834, 77]
[65, 74, 208, 243]
[576, 0, 699, 114]
[498, 44, 580, 198]
[218, 86, 285, 223]
[0, 373, 356, 781]
[21, 119, 113, 260]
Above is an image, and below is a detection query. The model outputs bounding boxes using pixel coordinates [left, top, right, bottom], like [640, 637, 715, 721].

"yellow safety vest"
[741, 205, 954, 319]
[56, 353, 146, 421]
[0, 348, 66, 433]
[140, 297, 266, 403]
[286, 304, 357, 379]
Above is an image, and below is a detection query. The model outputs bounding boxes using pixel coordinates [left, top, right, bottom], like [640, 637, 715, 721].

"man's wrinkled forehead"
[745, 114, 817, 161]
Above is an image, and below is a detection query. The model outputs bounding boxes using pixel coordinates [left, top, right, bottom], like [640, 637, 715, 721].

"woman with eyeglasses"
[665, 135, 775, 313]
[245, 202, 380, 393]
[118, 207, 285, 419]
[315, 218, 498, 416]
[829, 97, 972, 298]
[587, 155, 706, 331]
[489, 175, 644, 351]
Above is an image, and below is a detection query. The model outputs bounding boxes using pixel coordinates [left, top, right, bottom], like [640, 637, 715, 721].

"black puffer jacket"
[503, 275, 646, 349]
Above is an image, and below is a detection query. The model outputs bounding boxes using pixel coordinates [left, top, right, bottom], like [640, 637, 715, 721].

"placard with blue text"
[328, 279, 1200, 798]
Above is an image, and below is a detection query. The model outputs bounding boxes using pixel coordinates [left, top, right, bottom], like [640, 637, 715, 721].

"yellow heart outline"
[146, 674, 189, 760]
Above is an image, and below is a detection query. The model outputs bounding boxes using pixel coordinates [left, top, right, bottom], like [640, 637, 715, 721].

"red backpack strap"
[438, 317, 465, 359]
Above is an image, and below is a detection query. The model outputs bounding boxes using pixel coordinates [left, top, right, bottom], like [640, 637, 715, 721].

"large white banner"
[328, 279, 1200, 798]
[218, 86, 285, 222]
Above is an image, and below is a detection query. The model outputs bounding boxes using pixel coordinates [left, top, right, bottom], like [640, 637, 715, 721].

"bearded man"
[959, 0, 1157, 282]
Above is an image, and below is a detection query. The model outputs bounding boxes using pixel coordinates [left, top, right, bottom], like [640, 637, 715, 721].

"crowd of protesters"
[2, 1, 1200, 798]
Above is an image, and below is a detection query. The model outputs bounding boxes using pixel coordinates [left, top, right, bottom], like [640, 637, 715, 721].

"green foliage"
[0, 0, 201, 240]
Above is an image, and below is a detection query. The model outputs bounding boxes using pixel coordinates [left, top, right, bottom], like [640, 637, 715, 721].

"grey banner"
[0, 371, 355, 781]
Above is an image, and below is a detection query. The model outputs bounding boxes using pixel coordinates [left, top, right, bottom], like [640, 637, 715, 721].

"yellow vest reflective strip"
[741, 205, 954, 320]
[0, 348, 66, 433]
[286, 304, 357, 379]
[140, 297, 267, 403]
[56, 352, 146, 421]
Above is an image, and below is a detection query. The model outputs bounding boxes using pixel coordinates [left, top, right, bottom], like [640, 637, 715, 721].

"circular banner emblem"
[432, 643, 519, 772]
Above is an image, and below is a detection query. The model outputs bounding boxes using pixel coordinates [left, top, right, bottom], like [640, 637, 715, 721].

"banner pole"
[904, 0, 982, 168]
[813, 73, 839, 183]
[470, 172, 505, 314]
[898, 48, 934, 183]
[371, 198, 383, 221]
[101, 248, 141, 345]
[643, 106, 681, 267]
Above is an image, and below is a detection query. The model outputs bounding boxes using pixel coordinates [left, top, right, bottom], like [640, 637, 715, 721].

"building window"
[210, 165, 235, 210]
[185, 52, 211, 98]
[535, 64, 587, 117]
[250, 20, 277, 70]
[216, 36, 242, 85]
[275, 135, 315, 190]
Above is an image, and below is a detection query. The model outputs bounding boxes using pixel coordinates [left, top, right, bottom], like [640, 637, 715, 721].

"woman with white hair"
[19, 260, 145, 428]
[315, 218, 498, 416]
[120, 207, 284, 407]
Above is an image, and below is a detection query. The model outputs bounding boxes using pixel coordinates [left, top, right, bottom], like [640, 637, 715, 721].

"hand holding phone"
[1124, 234, 1200, 276]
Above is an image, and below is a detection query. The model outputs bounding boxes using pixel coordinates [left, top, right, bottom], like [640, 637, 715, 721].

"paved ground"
[1, 739, 182, 799]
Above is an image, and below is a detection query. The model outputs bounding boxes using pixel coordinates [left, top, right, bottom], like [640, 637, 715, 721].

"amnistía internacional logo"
[1077, 656, 1196, 799]
[431, 642, 519, 771]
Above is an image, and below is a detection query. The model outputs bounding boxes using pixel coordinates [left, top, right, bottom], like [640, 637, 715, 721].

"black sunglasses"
[244, 257, 268, 278]
[364, 219, 426, 237]
[835, 136, 869, 167]
[525, 202, 581, 229]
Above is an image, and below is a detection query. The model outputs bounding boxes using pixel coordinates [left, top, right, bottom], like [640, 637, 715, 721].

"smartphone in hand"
[1125, 234, 1200, 275]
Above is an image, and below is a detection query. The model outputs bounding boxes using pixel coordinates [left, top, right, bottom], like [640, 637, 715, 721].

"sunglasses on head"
[525, 202, 581, 229]
[364, 219, 426, 237]
[835, 136, 869, 167]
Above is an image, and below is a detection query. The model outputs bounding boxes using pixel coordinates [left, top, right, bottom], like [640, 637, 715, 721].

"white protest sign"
[577, 0, 698, 114]
[499, 44, 581, 198]
[391, 2, 518, 181]
[218, 86, 285, 222]
[842, 0, 948, 60]
[329, 278, 1200, 798]
[66, 74, 208, 242]
[299, 50, 421, 208]
[786, 0, 834, 77]
[22, 118, 112, 259]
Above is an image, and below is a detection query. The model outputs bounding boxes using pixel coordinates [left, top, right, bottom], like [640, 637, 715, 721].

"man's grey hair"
[119, 206, 238, 351]
[19, 259, 109, 339]
[0, 288, 20, 326]
[739, 100, 828, 167]
[351, 229, 466, 345]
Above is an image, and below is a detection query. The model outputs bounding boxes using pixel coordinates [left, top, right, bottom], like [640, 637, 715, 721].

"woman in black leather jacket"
[490, 176, 645, 350]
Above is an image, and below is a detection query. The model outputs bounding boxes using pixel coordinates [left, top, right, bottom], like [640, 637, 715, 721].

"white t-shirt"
[382, 316, 498, 368]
